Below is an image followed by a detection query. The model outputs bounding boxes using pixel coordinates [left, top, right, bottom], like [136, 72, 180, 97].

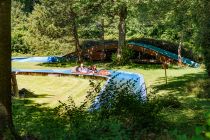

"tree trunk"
[0, 1, 19, 139]
[117, 5, 127, 61]
[11, 73, 19, 97]
[71, 10, 81, 62]
[178, 41, 182, 66]
[100, 18, 105, 60]
[201, 1, 210, 76]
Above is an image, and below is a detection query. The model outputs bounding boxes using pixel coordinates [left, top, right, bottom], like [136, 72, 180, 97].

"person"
[97, 69, 110, 76]
[76, 62, 89, 73]
[88, 65, 98, 73]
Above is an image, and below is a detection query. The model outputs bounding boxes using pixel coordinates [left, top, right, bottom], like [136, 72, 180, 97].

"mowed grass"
[12, 62, 72, 70]
[12, 62, 207, 106]
[16, 75, 92, 107]
[12, 62, 104, 107]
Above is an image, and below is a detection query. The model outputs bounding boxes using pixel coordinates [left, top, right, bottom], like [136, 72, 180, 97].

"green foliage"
[24, 0, 75, 55]
[196, 79, 210, 98]
[11, 0, 205, 60]
[154, 94, 182, 109]
[111, 47, 134, 65]
[54, 78, 185, 139]
[11, 1, 30, 54]
[12, 31, 30, 54]
[170, 111, 210, 140]
[12, 67, 210, 139]
[206, 112, 210, 139]
[13, 99, 68, 139]
[198, 1, 210, 76]
[15, 0, 37, 12]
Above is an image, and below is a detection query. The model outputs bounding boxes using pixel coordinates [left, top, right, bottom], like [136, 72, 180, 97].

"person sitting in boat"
[88, 65, 98, 73]
[97, 69, 110, 76]
[76, 62, 89, 73]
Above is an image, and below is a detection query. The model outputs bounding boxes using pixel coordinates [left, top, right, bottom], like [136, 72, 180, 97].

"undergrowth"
[13, 77, 210, 139]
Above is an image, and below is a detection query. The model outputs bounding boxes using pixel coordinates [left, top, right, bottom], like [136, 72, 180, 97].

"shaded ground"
[13, 99, 69, 139]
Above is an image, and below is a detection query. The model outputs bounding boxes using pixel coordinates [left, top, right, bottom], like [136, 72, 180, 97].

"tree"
[96, 0, 130, 62]
[117, 3, 127, 61]
[26, 0, 83, 59]
[0, 0, 19, 139]
[199, 0, 210, 76]
[11, 0, 30, 54]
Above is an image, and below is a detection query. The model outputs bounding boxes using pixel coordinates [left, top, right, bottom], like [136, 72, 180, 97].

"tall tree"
[117, 3, 127, 60]
[69, 4, 82, 62]
[97, 0, 130, 62]
[11, 0, 29, 54]
[27, 0, 82, 60]
[0, 0, 18, 139]
[199, 0, 210, 76]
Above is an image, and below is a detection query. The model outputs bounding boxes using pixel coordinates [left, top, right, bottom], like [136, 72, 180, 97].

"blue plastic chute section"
[91, 70, 147, 110]
[12, 69, 72, 74]
[12, 56, 60, 63]
[12, 68, 147, 109]
[128, 42, 200, 68]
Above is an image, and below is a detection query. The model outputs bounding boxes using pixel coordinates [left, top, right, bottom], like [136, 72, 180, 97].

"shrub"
[55, 78, 172, 139]
[197, 79, 210, 98]
[111, 47, 134, 65]
[12, 31, 30, 54]
[154, 94, 182, 109]
[14, 79, 184, 139]
[170, 112, 210, 140]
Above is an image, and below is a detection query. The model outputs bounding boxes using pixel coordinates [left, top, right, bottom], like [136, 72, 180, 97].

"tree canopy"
[11, 0, 210, 74]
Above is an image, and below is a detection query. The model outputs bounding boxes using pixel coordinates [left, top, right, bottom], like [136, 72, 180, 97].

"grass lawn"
[12, 61, 209, 104]
[16, 75, 92, 107]
[12, 61, 210, 138]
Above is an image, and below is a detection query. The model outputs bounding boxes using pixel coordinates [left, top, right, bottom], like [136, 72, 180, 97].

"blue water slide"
[128, 42, 200, 68]
[12, 56, 60, 63]
[12, 68, 147, 109]
[91, 70, 146, 110]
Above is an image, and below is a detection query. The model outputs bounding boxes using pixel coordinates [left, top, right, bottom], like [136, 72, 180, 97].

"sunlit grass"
[16, 75, 93, 107]
[12, 62, 74, 70]
[12, 62, 207, 99]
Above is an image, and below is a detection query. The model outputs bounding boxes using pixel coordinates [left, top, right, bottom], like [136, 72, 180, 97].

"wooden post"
[178, 41, 182, 66]
[162, 62, 168, 84]
[164, 67, 167, 84]
[11, 73, 19, 97]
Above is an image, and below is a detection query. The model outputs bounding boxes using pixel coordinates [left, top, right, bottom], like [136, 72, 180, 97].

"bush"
[169, 112, 210, 140]
[154, 94, 182, 109]
[186, 78, 210, 98]
[14, 79, 183, 139]
[55, 79, 174, 139]
[12, 32, 30, 54]
[111, 47, 134, 65]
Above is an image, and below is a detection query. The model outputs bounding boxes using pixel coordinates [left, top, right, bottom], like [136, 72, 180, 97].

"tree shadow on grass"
[18, 88, 53, 98]
[13, 99, 69, 140]
[12, 83, 210, 139]
[151, 71, 210, 135]
[119, 63, 181, 70]
[37, 60, 182, 70]
[37, 60, 77, 68]
[152, 72, 208, 96]
[86, 62, 181, 70]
